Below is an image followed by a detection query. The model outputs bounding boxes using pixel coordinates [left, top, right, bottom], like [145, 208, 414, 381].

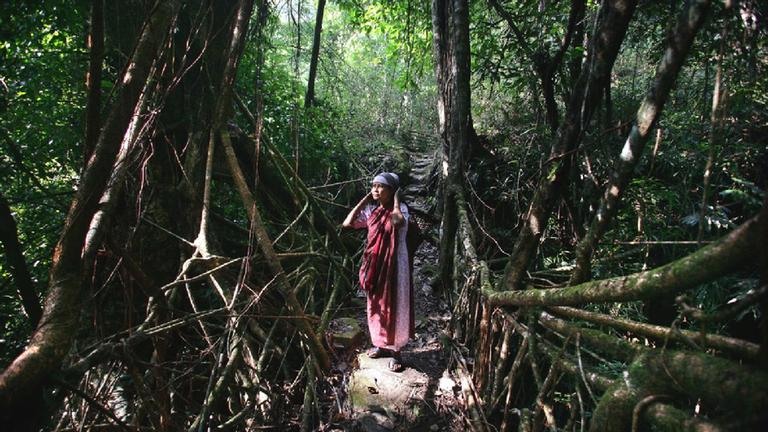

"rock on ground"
[348, 354, 429, 431]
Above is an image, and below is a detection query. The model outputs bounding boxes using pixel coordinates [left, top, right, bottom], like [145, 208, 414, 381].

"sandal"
[367, 347, 391, 358]
[388, 353, 404, 372]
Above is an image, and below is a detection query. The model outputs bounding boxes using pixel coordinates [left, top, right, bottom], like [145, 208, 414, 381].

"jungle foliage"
[0, 0, 766, 431]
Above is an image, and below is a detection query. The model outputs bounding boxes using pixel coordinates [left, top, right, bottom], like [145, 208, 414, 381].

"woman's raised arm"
[391, 190, 404, 227]
[342, 192, 372, 228]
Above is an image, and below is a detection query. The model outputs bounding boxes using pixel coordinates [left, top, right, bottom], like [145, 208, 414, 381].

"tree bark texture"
[501, 0, 638, 290]
[0, 0, 180, 419]
[590, 350, 768, 431]
[432, 0, 471, 293]
[487, 213, 760, 306]
[570, 0, 712, 284]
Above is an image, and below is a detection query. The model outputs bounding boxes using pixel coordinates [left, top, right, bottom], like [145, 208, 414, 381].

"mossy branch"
[590, 349, 768, 431]
[549, 306, 760, 361]
[485, 214, 759, 307]
[538, 312, 641, 362]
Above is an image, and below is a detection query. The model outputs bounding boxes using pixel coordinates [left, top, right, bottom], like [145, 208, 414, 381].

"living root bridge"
[484, 213, 760, 307]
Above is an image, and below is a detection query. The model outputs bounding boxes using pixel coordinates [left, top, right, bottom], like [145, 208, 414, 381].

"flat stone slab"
[348, 353, 429, 430]
[329, 317, 364, 350]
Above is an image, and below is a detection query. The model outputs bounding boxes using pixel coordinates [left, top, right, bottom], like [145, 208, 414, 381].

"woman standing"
[342, 172, 414, 372]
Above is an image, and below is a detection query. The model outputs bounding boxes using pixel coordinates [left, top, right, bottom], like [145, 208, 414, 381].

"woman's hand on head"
[390, 189, 404, 226]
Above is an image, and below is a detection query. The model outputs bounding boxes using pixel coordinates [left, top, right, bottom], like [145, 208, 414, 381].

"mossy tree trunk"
[591, 350, 768, 431]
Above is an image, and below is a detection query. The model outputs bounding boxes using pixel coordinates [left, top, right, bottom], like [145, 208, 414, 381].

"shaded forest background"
[0, 0, 767, 431]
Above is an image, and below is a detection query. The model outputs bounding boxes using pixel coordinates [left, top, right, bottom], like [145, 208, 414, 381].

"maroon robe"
[357, 204, 415, 347]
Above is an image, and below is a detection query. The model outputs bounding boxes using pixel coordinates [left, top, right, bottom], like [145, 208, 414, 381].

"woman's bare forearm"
[342, 193, 372, 228]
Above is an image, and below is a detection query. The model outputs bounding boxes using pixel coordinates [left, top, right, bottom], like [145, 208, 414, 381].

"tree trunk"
[590, 350, 768, 431]
[549, 306, 759, 360]
[0, 0, 180, 421]
[193, 0, 255, 255]
[83, 0, 104, 165]
[501, 0, 638, 290]
[0, 191, 41, 327]
[488, 0, 585, 133]
[432, 0, 471, 294]
[570, 0, 712, 284]
[487, 213, 760, 306]
[760, 194, 768, 367]
[304, 0, 326, 109]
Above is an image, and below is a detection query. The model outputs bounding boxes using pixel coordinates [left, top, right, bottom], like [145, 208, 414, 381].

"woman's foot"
[367, 347, 391, 358]
[388, 352, 404, 372]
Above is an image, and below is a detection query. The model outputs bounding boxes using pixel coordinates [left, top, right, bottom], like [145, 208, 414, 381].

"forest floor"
[320, 151, 467, 431]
